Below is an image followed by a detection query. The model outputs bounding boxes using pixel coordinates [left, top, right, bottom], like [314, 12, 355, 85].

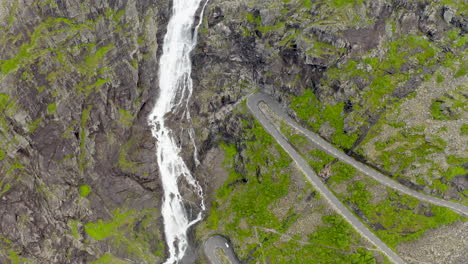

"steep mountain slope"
[0, 0, 170, 263]
[190, 0, 467, 263]
[0, 0, 467, 263]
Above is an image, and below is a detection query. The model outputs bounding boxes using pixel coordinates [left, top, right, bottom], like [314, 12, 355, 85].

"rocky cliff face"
[0, 0, 171, 263]
[190, 0, 467, 263]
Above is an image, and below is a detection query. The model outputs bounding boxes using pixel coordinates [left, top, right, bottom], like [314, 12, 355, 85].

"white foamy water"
[148, 0, 207, 263]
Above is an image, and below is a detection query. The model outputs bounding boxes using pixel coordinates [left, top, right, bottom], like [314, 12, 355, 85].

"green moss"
[79, 185, 91, 197]
[445, 167, 468, 181]
[220, 142, 237, 167]
[330, 0, 364, 8]
[251, 214, 378, 263]
[246, 13, 261, 25]
[430, 94, 463, 120]
[256, 21, 286, 34]
[454, 63, 466, 78]
[343, 181, 463, 248]
[0, 93, 9, 128]
[290, 89, 358, 149]
[0, 149, 5, 161]
[113, 10, 126, 23]
[436, 73, 445, 83]
[329, 162, 356, 184]
[280, 121, 308, 146]
[79, 105, 92, 171]
[307, 149, 335, 173]
[85, 209, 161, 262]
[0, 181, 11, 198]
[376, 130, 446, 172]
[440, 0, 468, 15]
[290, 89, 321, 130]
[68, 219, 81, 239]
[82, 78, 110, 95]
[447, 155, 468, 165]
[202, 115, 292, 243]
[0, 93, 19, 131]
[0, 17, 92, 79]
[47, 103, 57, 114]
[91, 253, 129, 264]
[461, 124, 468, 135]
[432, 179, 449, 193]
[0, 160, 24, 198]
[304, 36, 347, 58]
[85, 209, 137, 240]
[302, 0, 312, 9]
[28, 117, 43, 133]
[8, 251, 20, 264]
[118, 108, 135, 128]
[85, 44, 114, 69]
[117, 138, 141, 173]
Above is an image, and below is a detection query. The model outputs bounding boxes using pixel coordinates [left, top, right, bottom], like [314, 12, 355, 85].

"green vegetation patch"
[0, 93, 18, 131]
[255, 214, 378, 264]
[291, 89, 358, 149]
[211, 118, 291, 230]
[0, 17, 92, 79]
[329, 0, 365, 8]
[47, 103, 57, 114]
[79, 185, 91, 197]
[198, 108, 380, 262]
[430, 90, 466, 120]
[79, 105, 93, 172]
[281, 119, 465, 248]
[329, 161, 356, 184]
[307, 149, 335, 173]
[91, 253, 129, 264]
[343, 181, 464, 248]
[85, 209, 163, 262]
[461, 124, 468, 135]
[68, 219, 81, 239]
[117, 137, 141, 174]
[85, 209, 136, 240]
[439, 0, 468, 16]
[118, 108, 135, 128]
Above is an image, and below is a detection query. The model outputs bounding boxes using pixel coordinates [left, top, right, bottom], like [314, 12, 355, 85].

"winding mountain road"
[204, 93, 467, 264]
[249, 93, 468, 218]
[246, 93, 407, 264]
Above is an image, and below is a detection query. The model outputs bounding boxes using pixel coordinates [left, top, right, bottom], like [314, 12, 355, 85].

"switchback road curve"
[204, 236, 240, 264]
[249, 94, 468, 217]
[247, 93, 407, 264]
[204, 93, 467, 264]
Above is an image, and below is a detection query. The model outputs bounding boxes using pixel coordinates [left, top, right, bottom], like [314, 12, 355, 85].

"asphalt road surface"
[204, 236, 240, 264]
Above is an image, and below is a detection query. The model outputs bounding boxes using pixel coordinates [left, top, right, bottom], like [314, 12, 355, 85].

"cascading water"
[148, 0, 207, 263]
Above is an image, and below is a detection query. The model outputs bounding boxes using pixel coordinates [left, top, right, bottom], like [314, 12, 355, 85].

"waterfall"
[148, 0, 207, 263]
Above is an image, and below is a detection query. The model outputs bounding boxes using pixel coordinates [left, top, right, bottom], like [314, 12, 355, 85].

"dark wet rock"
[451, 175, 468, 192]
[396, 177, 425, 191]
[371, 222, 387, 231]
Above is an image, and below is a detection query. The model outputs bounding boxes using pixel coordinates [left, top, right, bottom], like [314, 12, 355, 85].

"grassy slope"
[197, 104, 387, 263]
